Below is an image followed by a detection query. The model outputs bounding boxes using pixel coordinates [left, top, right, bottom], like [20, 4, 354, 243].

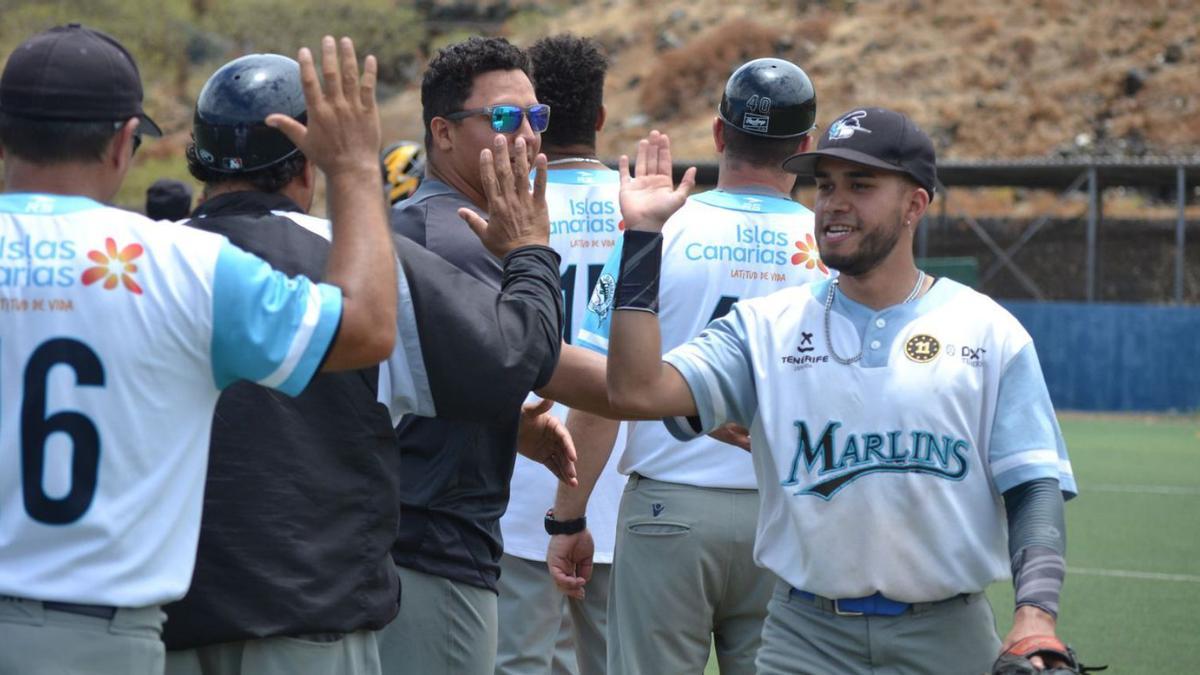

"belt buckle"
[832, 598, 863, 617]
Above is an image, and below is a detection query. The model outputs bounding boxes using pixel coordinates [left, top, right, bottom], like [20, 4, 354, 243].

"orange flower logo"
[82, 238, 144, 295]
[790, 233, 829, 275]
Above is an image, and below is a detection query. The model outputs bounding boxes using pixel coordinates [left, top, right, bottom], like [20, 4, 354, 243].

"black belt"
[43, 601, 117, 620]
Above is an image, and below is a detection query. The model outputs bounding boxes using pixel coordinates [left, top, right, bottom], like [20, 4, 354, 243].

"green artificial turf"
[703, 413, 1200, 674]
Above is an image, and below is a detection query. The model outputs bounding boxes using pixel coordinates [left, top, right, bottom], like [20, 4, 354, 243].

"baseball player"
[162, 54, 570, 675]
[0, 28, 398, 673]
[598, 114, 1077, 674]
[548, 58, 828, 675]
[496, 34, 626, 675]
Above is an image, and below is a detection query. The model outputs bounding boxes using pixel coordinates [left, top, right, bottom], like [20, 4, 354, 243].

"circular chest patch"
[904, 334, 940, 362]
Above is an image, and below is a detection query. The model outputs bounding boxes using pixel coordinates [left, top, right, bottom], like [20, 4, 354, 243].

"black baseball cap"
[782, 107, 935, 195]
[0, 24, 162, 136]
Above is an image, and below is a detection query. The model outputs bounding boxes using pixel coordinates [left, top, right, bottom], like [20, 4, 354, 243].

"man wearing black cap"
[546, 57, 828, 675]
[0, 25, 402, 673]
[592, 110, 1077, 673]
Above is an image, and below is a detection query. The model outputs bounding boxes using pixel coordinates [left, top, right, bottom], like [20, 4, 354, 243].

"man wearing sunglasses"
[381, 36, 558, 675]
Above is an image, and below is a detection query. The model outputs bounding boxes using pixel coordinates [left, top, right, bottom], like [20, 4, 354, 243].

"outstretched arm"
[269, 37, 396, 370]
[606, 131, 699, 419]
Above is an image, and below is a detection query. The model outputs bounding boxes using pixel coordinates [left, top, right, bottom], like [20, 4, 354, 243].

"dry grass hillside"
[382, 0, 1200, 162]
[1, 0, 1196, 208]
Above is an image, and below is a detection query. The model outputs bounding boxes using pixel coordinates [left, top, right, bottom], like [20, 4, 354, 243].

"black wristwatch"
[544, 509, 587, 535]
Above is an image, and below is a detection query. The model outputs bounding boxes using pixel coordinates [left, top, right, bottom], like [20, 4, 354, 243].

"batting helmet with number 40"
[718, 57, 816, 139]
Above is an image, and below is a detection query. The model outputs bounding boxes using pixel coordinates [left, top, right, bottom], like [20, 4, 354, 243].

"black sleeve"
[394, 235, 563, 423]
[1003, 477, 1067, 617]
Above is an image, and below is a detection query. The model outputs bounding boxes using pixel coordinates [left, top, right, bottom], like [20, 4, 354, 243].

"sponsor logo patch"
[904, 334, 940, 362]
[81, 238, 144, 295]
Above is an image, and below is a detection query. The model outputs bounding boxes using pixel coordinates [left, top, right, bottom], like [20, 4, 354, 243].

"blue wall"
[1002, 301, 1200, 412]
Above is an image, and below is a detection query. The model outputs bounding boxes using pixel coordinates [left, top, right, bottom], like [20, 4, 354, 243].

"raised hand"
[458, 135, 551, 258]
[267, 36, 380, 179]
[517, 398, 578, 487]
[618, 130, 697, 232]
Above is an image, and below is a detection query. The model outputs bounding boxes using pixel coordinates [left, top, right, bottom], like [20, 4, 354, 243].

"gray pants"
[607, 475, 772, 675]
[495, 553, 610, 675]
[0, 597, 164, 675]
[376, 564, 498, 675]
[756, 580, 1003, 675]
[166, 630, 380, 675]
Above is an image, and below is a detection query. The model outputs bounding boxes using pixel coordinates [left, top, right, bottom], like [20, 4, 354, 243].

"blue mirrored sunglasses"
[445, 104, 551, 134]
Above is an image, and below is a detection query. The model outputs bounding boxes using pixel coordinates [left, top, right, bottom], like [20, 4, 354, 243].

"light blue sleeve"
[575, 234, 624, 355]
[661, 304, 758, 441]
[377, 260, 435, 424]
[988, 343, 1078, 499]
[210, 241, 343, 396]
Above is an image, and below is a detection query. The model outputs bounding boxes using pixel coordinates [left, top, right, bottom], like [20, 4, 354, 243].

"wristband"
[614, 230, 663, 314]
[544, 509, 587, 536]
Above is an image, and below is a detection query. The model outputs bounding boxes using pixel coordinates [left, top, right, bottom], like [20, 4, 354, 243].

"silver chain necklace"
[545, 157, 605, 166]
[824, 270, 926, 365]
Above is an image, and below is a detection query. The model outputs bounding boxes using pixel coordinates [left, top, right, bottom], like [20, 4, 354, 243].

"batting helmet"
[718, 58, 816, 139]
[380, 141, 426, 205]
[192, 54, 306, 173]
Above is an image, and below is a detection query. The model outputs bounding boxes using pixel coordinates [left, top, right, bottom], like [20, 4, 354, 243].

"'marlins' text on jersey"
[785, 420, 970, 499]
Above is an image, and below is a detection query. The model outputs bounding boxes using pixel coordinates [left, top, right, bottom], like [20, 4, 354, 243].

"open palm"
[618, 130, 697, 232]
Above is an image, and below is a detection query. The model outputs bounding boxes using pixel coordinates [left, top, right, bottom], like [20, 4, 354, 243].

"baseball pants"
[165, 630, 380, 675]
[756, 580, 1003, 674]
[376, 564, 497, 675]
[0, 597, 164, 675]
[495, 553, 611, 675]
[607, 474, 772, 675]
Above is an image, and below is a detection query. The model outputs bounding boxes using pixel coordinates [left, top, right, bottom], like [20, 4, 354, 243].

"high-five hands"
[267, 36, 380, 179]
[458, 136, 551, 257]
[617, 130, 697, 233]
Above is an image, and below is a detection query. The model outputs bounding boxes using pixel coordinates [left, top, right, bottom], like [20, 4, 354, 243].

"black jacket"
[163, 190, 562, 648]
[389, 179, 547, 592]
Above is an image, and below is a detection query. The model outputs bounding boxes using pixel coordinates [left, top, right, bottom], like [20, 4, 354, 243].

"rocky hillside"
[382, 0, 1200, 162]
[2, 0, 1196, 207]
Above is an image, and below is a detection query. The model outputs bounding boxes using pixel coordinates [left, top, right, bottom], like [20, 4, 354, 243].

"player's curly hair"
[529, 34, 608, 149]
[185, 141, 307, 195]
[421, 36, 531, 149]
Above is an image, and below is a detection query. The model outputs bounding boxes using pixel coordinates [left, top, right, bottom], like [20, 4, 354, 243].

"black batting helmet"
[192, 54, 306, 173]
[718, 58, 816, 139]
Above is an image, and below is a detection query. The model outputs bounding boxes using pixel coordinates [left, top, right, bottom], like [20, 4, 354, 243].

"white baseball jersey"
[579, 189, 828, 489]
[500, 168, 628, 563]
[663, 277, 1078, 602]
[0, 193, 344, 607]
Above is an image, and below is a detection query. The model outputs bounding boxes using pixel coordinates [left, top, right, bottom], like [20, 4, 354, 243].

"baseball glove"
[992, 636, 1107, 674]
